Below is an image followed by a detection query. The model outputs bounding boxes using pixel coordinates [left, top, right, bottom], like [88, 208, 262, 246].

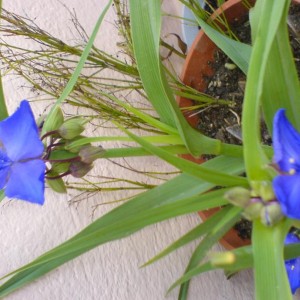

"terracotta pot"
[179, 0, 300, 250]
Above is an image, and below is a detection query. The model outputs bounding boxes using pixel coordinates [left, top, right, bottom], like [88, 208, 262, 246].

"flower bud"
[259, 181, 275, 202]
[69, 161, 93, 178]
[43, 106, 64, 132]
[242, 200, 263, 220]
[58, 117, 87, 139]
[251, 180, 275, 202]
[260, 202, 283, 226]
[224, 187, 251, 207]
[210, 252, 236, 267]
[79, 145, 105, 164]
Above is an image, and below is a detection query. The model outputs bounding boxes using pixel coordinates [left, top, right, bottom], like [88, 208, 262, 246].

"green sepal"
[46, 174, 67, 194]
[51, 162, 71, 174]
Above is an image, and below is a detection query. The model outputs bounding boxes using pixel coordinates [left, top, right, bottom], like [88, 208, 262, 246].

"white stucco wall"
[0, 1, 255, 299]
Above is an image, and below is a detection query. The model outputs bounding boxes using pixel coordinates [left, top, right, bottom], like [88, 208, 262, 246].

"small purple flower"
[285, 233, 300, 294]
[272, 109, 300, 219]
[0, 100, 45, 204]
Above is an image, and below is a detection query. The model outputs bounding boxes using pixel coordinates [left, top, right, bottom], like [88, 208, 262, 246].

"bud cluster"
[224, 183, 284, 226]
[40, 107, 105, 193]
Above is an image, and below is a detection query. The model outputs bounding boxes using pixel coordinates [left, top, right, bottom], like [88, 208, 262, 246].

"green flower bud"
[251, 181, 275, 202]
[210, 252, 236, 267]
[69, 161, 93, 178]
[58, 117, 87, 139]
[260, 202, 283, 226]
[242, 200, 263, 220]
[224, 187, 251, 207]
[43, 106, 64, 132]
[79, 145, 105, 164]
[259, 181, 275, 202]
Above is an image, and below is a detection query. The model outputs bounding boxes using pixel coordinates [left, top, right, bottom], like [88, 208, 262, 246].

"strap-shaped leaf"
[0, 155, 244, 297]
[129, 0, 220, 156]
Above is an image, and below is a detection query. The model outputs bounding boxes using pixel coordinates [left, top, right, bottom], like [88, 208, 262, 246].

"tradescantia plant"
[1, 0, 300, 299]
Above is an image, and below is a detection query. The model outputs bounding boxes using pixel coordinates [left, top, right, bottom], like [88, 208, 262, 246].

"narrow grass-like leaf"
[252, 219, 292, 300]
[0, 156, 244, 297]
[121, 128, 248, 187]
[195, 17, 251, 74]
[143, 207, 230, 267]
[242, 0, 288, 181]
[0, 188, 228, 297]
[167, 206, 242, 297]
[129, 0, 220, 156]
[102, 145, 190, 158]
[256, 3, 300, 132]
[167, 240, 300, 298]
[65, 134, 183, 151]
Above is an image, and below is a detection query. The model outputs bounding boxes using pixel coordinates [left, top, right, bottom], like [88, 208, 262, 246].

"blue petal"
[0, 149, 11, 188]
[273, 174, 300, 219]
[285, 233, 300, 294]
[5, 160, 45, 204]
[0, 166, 10, 189]
[0, 100, 44, 162]
[273, 109, 300, 172]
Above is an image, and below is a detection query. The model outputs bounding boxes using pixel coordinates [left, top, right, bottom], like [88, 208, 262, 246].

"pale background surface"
[0, 1, 258, 299]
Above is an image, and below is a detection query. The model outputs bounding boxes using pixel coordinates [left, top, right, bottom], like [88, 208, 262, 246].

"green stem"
[102, 145, 189, 158]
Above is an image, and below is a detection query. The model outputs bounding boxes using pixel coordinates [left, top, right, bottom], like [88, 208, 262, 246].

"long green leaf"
[195, 17, 251, 74]
[165, 240, 300, 296]
[143, 207, 232, 267]
[129, 0, 220, 156]
[167, 206, 242, 297]
[0, 156, 244, 297]
[0, 188, 228, 297]
[252, 219, 292, 300]
[242, 0, 288, 181]
[258, 2, 300, 132]
[122, 127, 248, 187]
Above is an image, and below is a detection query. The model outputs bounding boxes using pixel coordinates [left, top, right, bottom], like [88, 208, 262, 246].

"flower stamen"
[289, 168, 296, 175]
[289, 157, 296, 164]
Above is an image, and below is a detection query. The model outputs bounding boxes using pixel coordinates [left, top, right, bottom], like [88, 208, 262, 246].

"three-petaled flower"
[273, 109, 300, 220]
[0, 100, 45, 204]
[285, 233, 300, 294]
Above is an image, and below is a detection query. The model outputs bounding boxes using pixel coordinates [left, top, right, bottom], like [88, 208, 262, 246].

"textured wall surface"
[0, 1, 255, 299]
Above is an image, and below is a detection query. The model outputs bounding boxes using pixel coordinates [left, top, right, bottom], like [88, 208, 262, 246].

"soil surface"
[195, 3, 300, 240]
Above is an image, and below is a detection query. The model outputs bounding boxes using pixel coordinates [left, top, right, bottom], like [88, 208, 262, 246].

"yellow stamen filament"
[289, 169, 296, 175]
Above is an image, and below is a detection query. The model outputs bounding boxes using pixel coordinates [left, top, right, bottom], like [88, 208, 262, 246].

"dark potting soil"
[195, 3, 300, 241]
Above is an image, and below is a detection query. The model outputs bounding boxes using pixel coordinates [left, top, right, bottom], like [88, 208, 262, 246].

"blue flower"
[272, 109, 300, 219]
[285, 233, 300, 294]
[0, 100, 45, 204]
